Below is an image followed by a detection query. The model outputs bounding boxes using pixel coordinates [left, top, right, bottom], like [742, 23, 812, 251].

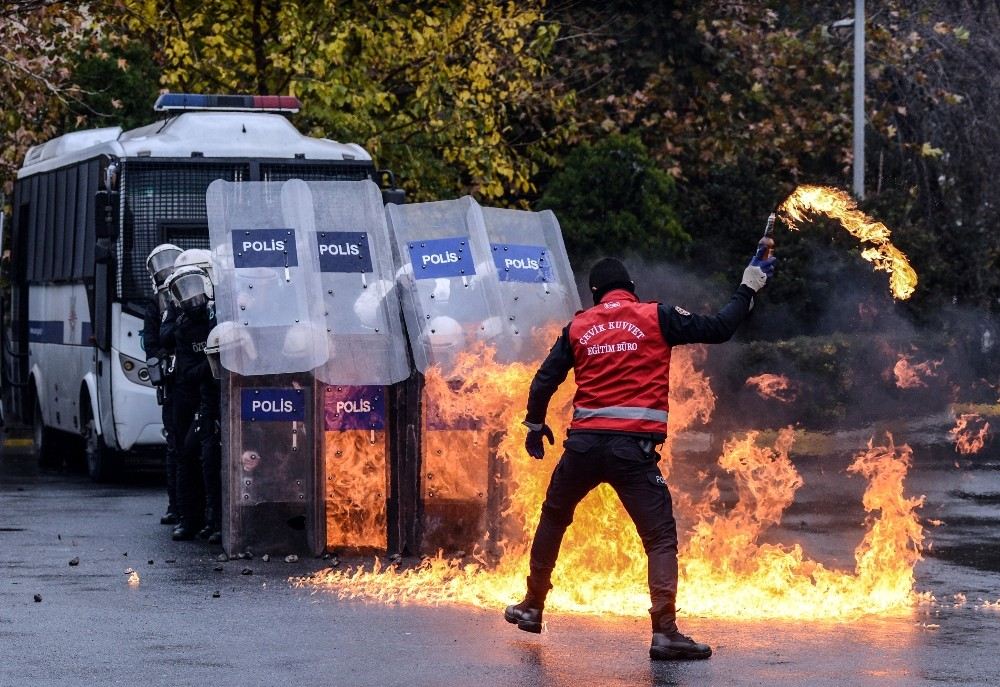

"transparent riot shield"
[209, 180, 326, 556]
[385, 197, 504, 553]
[322, 384, 388, 552]
[221, 372, 321, 556]
[206, 180, 328, 376]
[476, 206, 581, 361]
[298, 180, 410, 386]
[385, 197, 503, 375]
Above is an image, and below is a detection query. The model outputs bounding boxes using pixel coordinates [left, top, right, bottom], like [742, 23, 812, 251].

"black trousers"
[172, 384, 204, 526]
[527, 432, 679, 617]
[161, 384, 177, 513]
[200, 423, 222, 528]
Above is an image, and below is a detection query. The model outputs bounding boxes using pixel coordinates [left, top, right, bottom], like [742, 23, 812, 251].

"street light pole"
[853, 0, 865, 200]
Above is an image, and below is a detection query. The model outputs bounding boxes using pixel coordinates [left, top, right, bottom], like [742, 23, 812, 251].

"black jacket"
[142, 298, 178, 360]
[172, 307, 215, 389]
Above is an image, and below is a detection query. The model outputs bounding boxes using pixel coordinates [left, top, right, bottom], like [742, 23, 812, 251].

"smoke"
[572, 252, 1000, 433]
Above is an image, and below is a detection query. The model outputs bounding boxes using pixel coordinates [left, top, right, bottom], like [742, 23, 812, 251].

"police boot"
[504, 576, 549, 634]
[650, 606, 712, 660]
[504, 597, 543, 634]
[160, 510, 179, 525]
[171, 521, 199, 541]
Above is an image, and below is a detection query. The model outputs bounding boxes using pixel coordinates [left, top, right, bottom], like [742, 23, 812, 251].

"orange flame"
[949, 414, 990, 455]
[325, 430, 388, 551]
[300, 338, 925, 620]
[778, 185, 918, 300]
[893, 355, 942, 389]
[745, 373, 797, 402]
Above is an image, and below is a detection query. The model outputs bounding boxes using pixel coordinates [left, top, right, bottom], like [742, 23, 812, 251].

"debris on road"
[241, 568, 253, 575]
[68, 557, 79, 566]
[33, 594, 42, 602]
[284, 555, 298, 563]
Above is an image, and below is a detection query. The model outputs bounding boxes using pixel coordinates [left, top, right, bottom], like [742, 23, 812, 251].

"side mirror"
[377, 169, 405, 206]
[381, 187, 406, 206]
[94, 190, 120, 240]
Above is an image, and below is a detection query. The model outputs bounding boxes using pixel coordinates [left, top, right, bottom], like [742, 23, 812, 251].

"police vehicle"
[1, 93, 396, 480]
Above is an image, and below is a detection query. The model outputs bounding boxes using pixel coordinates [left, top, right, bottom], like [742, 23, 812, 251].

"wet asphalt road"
[2, 420, 1000, 687]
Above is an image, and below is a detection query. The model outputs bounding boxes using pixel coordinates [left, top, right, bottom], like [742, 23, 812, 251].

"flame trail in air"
[778, 185, 918, 300]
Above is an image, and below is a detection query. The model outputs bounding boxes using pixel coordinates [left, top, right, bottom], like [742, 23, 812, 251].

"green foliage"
[536, 134, 689, 260]
[709, 331, 957, 429]
[65, 41, 162, 133]
[118, 0, 574, 203]
[0, 3, 98, 196]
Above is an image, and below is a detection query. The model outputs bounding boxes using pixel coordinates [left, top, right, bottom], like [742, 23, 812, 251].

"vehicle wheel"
[33, 396, 61, 469]
[82, 401, 117, 482]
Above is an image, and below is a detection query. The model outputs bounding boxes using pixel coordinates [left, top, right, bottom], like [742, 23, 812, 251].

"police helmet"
[146, 244, 183, 291]
[165, 265, 212, 313]
[477, 316, 505, 341]
[176, 247, 214, 284]
[209, 321, 258, 377]
[426, 315, 464, 354]
[281, 323, 326, 361]
[204, 322, 224, 379]
[352, 279, 394, 329]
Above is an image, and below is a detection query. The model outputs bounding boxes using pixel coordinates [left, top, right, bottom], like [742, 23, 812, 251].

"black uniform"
[197, 362, 222, 537]
[143, 297, 179, 518]
[522, 287, 754, 617]
[172, 306, 216, 531]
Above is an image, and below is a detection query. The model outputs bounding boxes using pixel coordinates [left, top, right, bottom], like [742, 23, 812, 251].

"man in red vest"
[504, 255, 774, 660]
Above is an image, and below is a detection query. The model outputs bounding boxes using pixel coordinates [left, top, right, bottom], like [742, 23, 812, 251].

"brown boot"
[649, 606, 712, 660]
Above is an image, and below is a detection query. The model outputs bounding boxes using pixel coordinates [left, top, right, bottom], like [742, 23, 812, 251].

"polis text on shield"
[242, 238, 285, 253]
[422, 251, 460, 267]
[336, 399, 372, 414]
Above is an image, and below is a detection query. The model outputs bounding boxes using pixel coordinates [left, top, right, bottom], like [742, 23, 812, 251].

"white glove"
[741, 265, 768, 292]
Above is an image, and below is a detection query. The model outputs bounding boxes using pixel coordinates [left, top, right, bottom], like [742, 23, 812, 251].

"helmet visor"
[169, 272, 208, 310]
[148, 248, 182, 286]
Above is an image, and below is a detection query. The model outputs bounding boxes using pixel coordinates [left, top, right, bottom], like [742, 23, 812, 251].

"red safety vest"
[568, 289, 670, 435]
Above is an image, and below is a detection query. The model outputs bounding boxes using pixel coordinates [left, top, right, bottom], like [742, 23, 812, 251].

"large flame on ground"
[893, 354, 943, 389]
[950, 414, 990, 455]
[304, 336, 925, 620]
[778, 185, 918, 300]
[745, 373, 797, 402]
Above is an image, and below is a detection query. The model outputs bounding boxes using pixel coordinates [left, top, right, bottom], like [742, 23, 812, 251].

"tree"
[537, 133, 689, 260]
[544, 0, 1000, 321]
[0, 2, 98, 196]
[115, 0, 574, 203]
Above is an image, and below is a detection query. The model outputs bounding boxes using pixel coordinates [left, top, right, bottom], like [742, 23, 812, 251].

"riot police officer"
[504, 255, 775, 661]
[143, 243, 182, 525]
[165, 263, 217, 541]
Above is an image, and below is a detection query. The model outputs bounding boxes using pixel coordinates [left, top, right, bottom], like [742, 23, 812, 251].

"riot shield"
[477, 206, 581, 362]
[209, 180, 326, 556]
[322, 384, 388, 552]
[385, 197, 503, 375]
[206, 180, 328, 376]
[385, 197, 503, 553]
[221, 372, 321, 556]
[299, 180, 410, 386]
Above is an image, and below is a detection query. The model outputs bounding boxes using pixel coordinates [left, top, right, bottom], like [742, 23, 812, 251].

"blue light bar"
[153, 93, 301, 113]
